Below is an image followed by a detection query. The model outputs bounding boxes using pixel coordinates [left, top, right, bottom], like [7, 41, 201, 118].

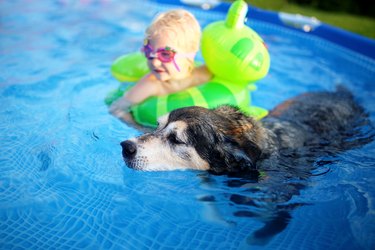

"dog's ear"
[188, 105, 263, 175]
[214, 105, 245, 120]
[212, 105, 263, 174]
[214, 105, 257, 134]
[220, 138, 262, 173]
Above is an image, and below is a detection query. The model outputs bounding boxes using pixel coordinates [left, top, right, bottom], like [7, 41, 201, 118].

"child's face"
[145, 33, 194, 82]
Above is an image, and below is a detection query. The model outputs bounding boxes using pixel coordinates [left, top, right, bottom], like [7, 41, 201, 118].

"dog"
[120, 87, 373, 244]
[121, 87, 372, 175]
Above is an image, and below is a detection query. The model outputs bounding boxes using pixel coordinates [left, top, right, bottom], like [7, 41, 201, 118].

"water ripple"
[1, 0, 375, 249]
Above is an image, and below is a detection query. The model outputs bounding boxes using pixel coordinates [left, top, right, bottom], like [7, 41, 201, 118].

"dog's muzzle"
[121, 140, 137, 159]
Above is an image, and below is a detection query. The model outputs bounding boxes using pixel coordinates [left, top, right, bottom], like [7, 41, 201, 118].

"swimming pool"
[1, 0, 374, 249]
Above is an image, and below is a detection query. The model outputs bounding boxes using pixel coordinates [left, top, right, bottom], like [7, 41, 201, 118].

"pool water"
[1, 0, 375, 249]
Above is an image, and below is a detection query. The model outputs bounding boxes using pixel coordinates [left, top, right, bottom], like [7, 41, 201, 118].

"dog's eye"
[168, 133, 185, 145]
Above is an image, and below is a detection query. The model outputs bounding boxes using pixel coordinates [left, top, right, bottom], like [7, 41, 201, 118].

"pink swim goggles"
[141, 39, 180, 71]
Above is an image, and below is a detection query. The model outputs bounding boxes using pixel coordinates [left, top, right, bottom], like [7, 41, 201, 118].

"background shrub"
[288, 0, 374, 17]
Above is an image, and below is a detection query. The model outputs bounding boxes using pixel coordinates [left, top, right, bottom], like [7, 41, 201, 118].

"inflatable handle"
[225, 0, 247, 30]
[202, 0, 270, 82]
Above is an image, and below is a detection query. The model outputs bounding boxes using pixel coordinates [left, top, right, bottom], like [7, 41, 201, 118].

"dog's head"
[121, 106, 265, 174]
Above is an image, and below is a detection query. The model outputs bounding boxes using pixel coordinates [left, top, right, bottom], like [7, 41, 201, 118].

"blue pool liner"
[152, 0, 375, 60]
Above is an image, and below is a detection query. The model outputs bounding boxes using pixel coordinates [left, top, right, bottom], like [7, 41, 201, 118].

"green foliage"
[288, 0, 374, 18]
[235, 0, 375, 39]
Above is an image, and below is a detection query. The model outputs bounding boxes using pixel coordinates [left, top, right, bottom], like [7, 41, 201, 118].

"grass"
[242, 0, 375, 39]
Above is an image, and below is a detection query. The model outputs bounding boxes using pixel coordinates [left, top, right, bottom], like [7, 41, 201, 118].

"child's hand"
[109, 97, 131, 117]
[109, 98, 151, 132]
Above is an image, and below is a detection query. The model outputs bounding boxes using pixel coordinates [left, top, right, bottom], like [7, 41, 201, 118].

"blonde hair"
[145, 9, 201, 53]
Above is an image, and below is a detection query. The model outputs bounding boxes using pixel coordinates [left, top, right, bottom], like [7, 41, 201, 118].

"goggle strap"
[173, 59, 180, 72]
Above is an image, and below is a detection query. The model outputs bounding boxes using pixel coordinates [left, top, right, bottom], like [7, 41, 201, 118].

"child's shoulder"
[135, 73, 163, 94]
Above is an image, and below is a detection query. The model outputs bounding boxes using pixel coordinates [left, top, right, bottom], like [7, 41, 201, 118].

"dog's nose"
[120, 140, 137, 158]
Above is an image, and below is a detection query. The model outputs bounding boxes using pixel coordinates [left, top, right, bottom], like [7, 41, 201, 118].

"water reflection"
[198, 117, 374, 245]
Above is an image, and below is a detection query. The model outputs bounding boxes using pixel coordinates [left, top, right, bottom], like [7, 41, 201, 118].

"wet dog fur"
[121, 87, 372, 175]
[120, 87, 373, 244]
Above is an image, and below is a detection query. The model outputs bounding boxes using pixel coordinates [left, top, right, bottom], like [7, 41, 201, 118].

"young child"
[109, 9, 212, 127]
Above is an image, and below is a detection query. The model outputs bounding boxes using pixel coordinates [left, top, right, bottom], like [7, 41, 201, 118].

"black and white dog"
[121, 87, 372, 175]
[120, 87, 373, 244]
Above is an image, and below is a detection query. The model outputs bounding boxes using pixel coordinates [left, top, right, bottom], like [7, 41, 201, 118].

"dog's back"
[262, 87, 371, 152]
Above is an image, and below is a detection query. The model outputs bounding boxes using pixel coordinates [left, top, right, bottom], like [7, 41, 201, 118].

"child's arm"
[109, 74, 159, 129]
[190, 65, 213, 86]
[124, 74, 160, 103]
[166, 65, 212, 91]
[110, 73, 159, 111]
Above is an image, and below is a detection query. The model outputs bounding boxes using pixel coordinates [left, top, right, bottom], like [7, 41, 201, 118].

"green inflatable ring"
[106, 0, 270, 128]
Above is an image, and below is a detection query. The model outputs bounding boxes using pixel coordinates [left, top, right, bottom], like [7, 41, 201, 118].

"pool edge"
[152, 0, 375, 60]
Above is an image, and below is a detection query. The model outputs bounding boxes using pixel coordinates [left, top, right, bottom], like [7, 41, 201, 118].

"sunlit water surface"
[1, 0, 375, 249]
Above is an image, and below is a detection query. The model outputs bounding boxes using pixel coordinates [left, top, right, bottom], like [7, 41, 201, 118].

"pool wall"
[153, 0, 375, 60]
